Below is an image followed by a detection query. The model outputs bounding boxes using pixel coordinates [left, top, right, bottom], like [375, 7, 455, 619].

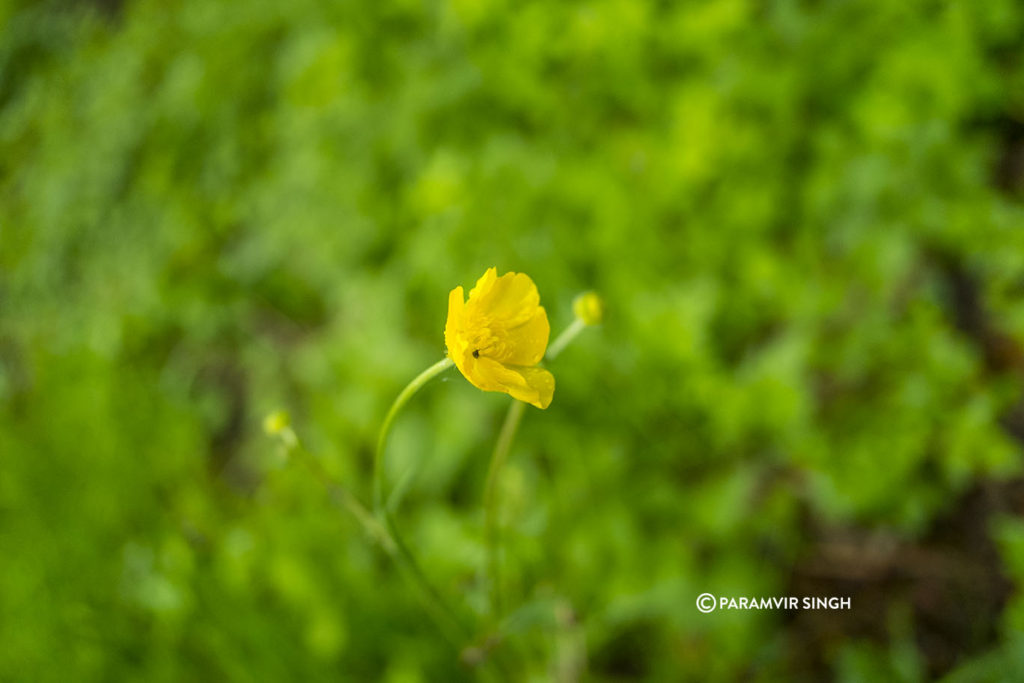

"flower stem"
[282, 428, 394, 551]
[374, 357, 454, 511]
[483, 315, 592, 621]
[381, 506, 469, 646]
[370, 356, 475, 652]
[280, 423, 470, 653]
[483, 399, 525, 619]
[545, 318, 586, 361]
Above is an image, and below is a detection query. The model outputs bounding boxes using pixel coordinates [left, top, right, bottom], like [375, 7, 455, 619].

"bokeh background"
[4, 0, 1024, 680]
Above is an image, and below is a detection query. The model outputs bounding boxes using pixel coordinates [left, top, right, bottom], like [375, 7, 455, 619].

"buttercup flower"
[444, 268, 554, 409]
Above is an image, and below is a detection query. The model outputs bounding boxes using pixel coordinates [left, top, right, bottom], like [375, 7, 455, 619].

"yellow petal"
[463, 355, 517, 391]
[444, 286, 466, 358]
[493, 306, 549, 366]
[516, 366, 554, 409]
[468, 267, 498, 301]
[469, 271, 541, 326]
[470, 357, 554, 409]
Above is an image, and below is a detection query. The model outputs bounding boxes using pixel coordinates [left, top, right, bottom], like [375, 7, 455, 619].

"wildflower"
[444, 267, 554, 409]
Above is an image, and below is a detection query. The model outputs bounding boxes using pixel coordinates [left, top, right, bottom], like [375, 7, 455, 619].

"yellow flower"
[444, 267, 555, 409]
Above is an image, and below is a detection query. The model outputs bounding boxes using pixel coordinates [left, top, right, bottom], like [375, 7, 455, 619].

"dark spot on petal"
[473, 349, 480, 358]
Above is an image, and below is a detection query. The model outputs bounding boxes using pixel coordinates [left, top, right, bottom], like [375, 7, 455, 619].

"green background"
[3, 0, 1024, 680]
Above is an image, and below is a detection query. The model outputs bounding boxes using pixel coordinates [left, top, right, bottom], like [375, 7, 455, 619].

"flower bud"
[263, 410, 291, 436]
[573, 291, 604, 326]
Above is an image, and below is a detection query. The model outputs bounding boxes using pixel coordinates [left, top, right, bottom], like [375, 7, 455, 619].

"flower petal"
[469, 271, 541, 326]
[464, 355, 523, 392]
[494, 306, 549, 366]
[444, 286, 467, 359]
[469, 357, 554, 409]
[444, 286, 465, 337]
[516, 366, 554, 409]
[468, 267, 498, 301]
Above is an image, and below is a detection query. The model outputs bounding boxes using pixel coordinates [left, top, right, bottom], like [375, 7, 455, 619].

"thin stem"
[284, 429, 394, 552]
[484, 399, 525, 619]
[382, 507, 469, 646]
[282, 426, 469, 651]
[545, 318, 586, 361]
[374, 357, 454, 511]
[370, 356, 479, 657]
[482, 316, 591, 622]
[274, 357, 508, 680]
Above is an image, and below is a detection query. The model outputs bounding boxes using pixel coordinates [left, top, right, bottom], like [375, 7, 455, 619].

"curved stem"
[382, 506, 468, 646]
[285, 430, 394, 551]
[278, 427, 394, 551]
[374, 357, 454, 511]
[371, 357, 476, 652]
[277, 358, 508, 679]
[283, 423, 471, 654]
[484, 400, 526, 619]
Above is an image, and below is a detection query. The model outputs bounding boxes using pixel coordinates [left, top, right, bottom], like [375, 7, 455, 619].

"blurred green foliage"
[3, 0, 1024, 680]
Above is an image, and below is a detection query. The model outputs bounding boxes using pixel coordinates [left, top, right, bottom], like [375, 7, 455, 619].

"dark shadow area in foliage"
[786, 480, 1020, 680]
[787, 251, 1024, 680]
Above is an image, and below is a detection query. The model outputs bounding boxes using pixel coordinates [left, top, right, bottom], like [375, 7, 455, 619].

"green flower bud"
[573, 291, 604, 326]
[263, 410, 291, 436]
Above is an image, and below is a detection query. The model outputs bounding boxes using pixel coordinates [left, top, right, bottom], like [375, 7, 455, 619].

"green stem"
[484, 399, 526, 619]
[382, 506, 468, 646]
[482, 316, 591, 622]
[275, 357, 509, 679]
[371, 357, 476, 653]
[284, 425, 470, 653]
[374, 357, 454, 511]
[284, 430, 394, 551]
[545, 318, 586, 361]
